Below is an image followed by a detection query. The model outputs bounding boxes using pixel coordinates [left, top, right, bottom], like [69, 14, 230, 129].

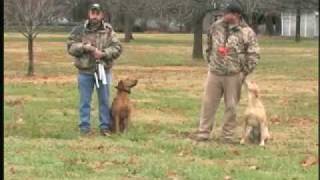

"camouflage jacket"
[67, 20, 122, 74]
[206, 19, 260, 76]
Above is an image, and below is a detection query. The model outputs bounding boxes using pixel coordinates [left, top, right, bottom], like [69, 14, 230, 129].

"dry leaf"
[167, 171, 178, 180]
[97, 145, 104, 150]
[178, 151, 184, 156]
[9, 166, 16, 174]
[249, 165, 259, 170]
[178, 149, 190, 157]
[5, 98, 24, 106]
[231, 149, 240, 156]
[301, 155, 318, 168]
[16, 118, 24, 125]
[128, 156, 139, 165]
[270, 116, 281, 124]
[88, 161, 104, 171]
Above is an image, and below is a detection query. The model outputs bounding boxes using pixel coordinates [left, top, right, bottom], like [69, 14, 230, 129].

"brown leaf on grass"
[269, 116, 281, 125]
[9, 166, 16, 174]
[16, 118, 25, 125]
[111, 159, 125, 165]
[279, 97, 289, 106]
[88, 161, 105, 172]
[178, 149, 191, 157]
[224, 175, 232, 180]
[230, 149, 240, 156]
[178, 151, 184, 156]
[289, 117, 314, 127]
[128, 156, 139, 165]
[301, 156, 318, 168]
[5, 98, 24, 107]
[97, 145, 104, 150]
[249, 165, 259, 170]
[167, 171, 179, 180]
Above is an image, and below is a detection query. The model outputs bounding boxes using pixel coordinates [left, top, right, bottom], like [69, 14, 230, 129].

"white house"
[281, 10, 319, 38]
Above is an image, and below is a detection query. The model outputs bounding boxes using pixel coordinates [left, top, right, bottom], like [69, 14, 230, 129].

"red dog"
[111, 79, 138, 133]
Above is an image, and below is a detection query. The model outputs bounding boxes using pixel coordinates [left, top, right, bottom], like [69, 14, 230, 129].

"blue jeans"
[78, 73, 112, 132]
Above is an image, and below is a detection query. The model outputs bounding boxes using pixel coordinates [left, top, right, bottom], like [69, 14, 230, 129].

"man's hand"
[240, 72, 247, 83]
[83, 43, 96, 52]
[93, 49, 104, 60]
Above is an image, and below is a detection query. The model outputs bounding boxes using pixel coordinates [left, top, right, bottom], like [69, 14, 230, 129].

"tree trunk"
[250, 13, 259, 33]
[192, 16, 204, 59]
[27, 36, 34, 76]
[265, 14, 275, 36]
[124, 13, 133, 42]
[295, 7, 301, 42]
[275, 15, 282, 35]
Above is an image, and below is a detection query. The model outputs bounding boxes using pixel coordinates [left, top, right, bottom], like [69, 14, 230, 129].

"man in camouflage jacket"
[67, 3, 122, 136]
[196, 2, 260, 143]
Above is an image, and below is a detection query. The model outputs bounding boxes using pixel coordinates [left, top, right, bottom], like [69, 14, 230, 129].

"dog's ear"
[116, 80, 131, 93]
[130, 80, 138, 87]
[115, 80, 124, 89]
[253, 89, 259, 98]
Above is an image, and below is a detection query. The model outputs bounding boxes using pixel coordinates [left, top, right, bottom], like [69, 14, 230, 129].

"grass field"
[4, 32, 319, 180]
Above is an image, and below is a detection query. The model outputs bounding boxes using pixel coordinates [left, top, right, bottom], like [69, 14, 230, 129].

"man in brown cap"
[67, 3, 122, 136]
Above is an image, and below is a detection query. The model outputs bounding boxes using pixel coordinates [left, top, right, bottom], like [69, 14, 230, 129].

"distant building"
[281, 10, 319, 38]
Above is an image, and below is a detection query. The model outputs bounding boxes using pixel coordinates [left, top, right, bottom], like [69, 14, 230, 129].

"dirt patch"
[4, 66, 207, 84]
[263, 47, 317, 53]
[4, 47, 43, 53]
[4, 75, 76, 84]
[134, 108, 187, 124]
[5, 96, 26, 107]
[4, 65, 317, 97]
[249, 75, 318, 95]
[125, 45, 191, 55]
[288, 117, 316, 127]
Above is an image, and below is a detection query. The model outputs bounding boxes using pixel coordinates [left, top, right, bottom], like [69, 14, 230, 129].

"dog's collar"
[115, 86, 131, 94]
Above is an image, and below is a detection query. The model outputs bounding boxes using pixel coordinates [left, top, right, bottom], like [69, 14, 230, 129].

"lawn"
[4, 33, 319, 180]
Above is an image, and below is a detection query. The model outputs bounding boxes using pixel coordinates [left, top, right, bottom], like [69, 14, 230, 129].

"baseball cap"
[89, 3, 103, 12]
[223, 2, 242, 14]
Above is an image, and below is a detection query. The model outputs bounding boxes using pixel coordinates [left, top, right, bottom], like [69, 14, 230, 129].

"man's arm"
[101, 29, 122, 61]
[206, 28, 213, 63]
[242, 28, 260, 76]
[67, 26, 85, 57]
[67, 26, 95, 57]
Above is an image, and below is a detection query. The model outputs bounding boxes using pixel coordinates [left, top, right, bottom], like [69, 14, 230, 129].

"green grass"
[4, 33, 318, 179]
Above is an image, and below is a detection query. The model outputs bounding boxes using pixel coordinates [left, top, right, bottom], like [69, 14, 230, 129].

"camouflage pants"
[198, 71, 242, 140]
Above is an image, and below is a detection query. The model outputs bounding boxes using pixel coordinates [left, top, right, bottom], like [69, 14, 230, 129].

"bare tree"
[290, 0, 318, 42]
[5, 0, 65, 76]
[65, 0, 82, 21]
[235, 0, 264, 32]
[102, 0, 148, 42]
[188, 0, 219, 59]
